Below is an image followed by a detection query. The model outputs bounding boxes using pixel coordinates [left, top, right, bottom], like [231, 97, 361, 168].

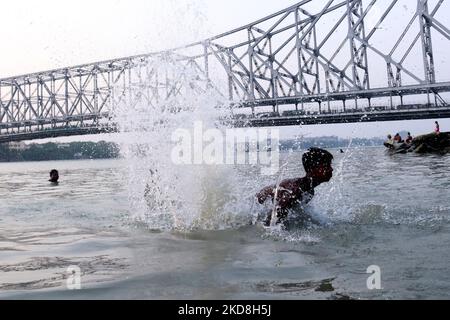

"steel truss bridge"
[1, 0, 450, 143]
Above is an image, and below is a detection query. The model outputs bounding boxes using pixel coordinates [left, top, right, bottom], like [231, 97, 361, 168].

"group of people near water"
[386, 132, 414, 145]
[386, 121, 441, 146]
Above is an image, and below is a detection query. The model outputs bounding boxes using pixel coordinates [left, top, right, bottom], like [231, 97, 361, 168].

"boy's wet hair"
[302, 148, 333, 172]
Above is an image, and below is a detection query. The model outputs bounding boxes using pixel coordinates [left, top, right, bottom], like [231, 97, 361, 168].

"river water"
[0, 147, 449, 300]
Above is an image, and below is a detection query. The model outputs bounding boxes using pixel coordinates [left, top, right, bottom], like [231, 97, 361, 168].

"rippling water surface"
[1, 148, 449, 299]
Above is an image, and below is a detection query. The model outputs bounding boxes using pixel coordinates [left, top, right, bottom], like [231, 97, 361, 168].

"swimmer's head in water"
[302, 148, 334, 182]
[49, 169, 59, 183]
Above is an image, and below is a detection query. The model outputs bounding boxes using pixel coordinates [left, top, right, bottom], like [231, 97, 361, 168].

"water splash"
[108, 45, 266, 231]
[304, 145, 354, 225]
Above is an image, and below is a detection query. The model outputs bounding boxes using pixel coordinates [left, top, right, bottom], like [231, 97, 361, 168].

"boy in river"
[49, 169, 59, 184]
[256, 148, 334, 226]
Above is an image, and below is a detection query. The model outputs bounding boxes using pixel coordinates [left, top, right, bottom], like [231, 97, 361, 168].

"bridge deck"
[235, 106, 450, 128]
[0, 126, 116, 144]
[1, 106, 449, 143]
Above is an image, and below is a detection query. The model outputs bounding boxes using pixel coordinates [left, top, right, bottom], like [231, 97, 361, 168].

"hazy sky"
[0, 0, 298, 77]
[1, 0, 449, 141]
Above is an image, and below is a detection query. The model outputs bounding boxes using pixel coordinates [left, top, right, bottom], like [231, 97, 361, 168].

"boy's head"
[302, 148, 334, 182]
[49, 169, 59, 183]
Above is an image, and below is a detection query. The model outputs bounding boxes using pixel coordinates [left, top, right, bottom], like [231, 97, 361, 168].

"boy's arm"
[256, 179, 299, 205]
[256, 185, 275, 204]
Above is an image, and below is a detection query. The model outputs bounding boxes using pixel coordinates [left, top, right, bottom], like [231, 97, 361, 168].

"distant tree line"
[0, 141, 121, 162]
[0, 136, 385, 162]
[279, 136, 385, 151]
